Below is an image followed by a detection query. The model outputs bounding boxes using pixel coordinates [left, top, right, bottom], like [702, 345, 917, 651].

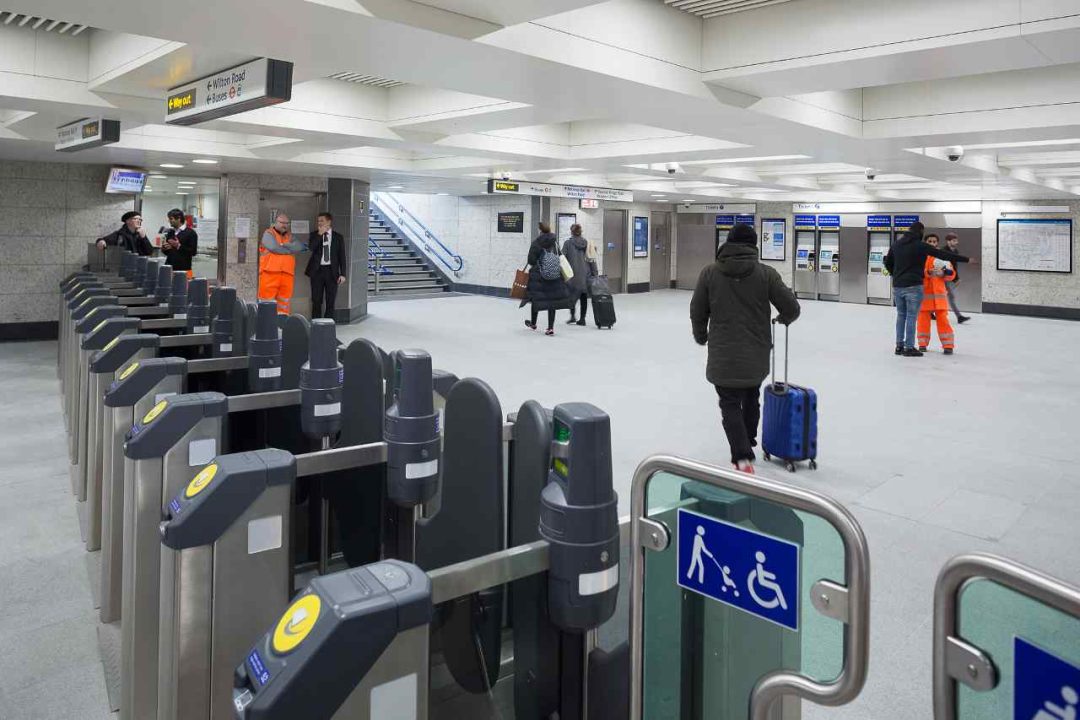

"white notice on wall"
[197, 218, 219, 240]
[291, 220, 310, 237]
[235, 217, 251, 239]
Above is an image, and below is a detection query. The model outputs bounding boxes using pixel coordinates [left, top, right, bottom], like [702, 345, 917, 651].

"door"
[675, 225, 715, 290]
[839, 227, 868, 304]
[650, 211, 672, 290]
[603, 209, 627, 294]
[258, 193, 324, 318]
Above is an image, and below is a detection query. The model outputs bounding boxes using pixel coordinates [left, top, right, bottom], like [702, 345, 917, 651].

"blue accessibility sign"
[677, 508, 800, 631]
[1015, 637, 1080, 720]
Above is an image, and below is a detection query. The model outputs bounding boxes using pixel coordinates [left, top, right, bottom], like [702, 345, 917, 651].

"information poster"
[633, 216, 649, 258]
[291, 219, 310, 237]
[760, 219, 786, 261]
[557, 212, 576, 242]
[997, 218, 1073, 273]
[497, 212, 524, 233]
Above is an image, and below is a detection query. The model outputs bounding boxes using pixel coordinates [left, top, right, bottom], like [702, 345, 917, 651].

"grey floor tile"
[0, 550, 94, 637]
[923, 488, 1029, 540]
[2, 660, 114, 720]
[0, 611, 101, 699]
[853, 473, 960, 521]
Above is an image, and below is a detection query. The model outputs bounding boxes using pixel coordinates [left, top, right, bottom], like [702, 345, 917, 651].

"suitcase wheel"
[763, 452, 771, 461]
[785, 461, 796, 473]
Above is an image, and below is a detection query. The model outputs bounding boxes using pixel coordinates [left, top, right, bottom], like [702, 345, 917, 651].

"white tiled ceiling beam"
[700, 0, 1080, 97]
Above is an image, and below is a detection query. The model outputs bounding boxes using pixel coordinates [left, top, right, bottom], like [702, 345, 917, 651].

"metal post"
[375, 255, 381, 295]
[318, 435, 332, 575]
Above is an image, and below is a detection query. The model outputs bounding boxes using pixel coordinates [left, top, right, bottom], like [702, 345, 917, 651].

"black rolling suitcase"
[592, 294, 616, 329]
[588, 275, 616, 329]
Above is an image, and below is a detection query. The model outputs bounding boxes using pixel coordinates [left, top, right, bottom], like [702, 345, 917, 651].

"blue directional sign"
[817, 214, 841, 229]
[867, 214, 892, 229]
[794, 214, 817, 229]
[894, 214, 920, 230]
[1015, 637, 1080, 720]
[677, 508, 800, 631]
[715, 214, 735, 228]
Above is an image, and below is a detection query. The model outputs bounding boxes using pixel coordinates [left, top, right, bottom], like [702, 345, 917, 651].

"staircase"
[367, 210, 450, 296]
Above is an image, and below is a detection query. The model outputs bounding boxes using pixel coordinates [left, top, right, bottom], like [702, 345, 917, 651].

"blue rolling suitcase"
[762, 322, 818, 472]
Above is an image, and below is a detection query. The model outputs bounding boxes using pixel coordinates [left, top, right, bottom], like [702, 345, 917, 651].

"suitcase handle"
[771, 319, 789, 387]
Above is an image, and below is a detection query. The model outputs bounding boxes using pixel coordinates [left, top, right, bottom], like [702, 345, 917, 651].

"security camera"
[865, 168, 876, 181]
[683, 201, 692, 209]
[946, 146, 964, 162]
[666, 162, 680, 175]
[499, 171, 511, 181]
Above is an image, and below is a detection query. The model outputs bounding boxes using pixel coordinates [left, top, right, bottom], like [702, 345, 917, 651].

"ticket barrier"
[117, 320, 348, 720]
[80, 297, 268, 554]
[66, 278, 221, 500]
[150, 348, 489, 720]
[231, 403, 620, 720]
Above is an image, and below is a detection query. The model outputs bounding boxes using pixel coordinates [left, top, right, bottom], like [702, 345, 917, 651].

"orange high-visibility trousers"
[917, 310, 954, 350]
[258, 271, 294, 314]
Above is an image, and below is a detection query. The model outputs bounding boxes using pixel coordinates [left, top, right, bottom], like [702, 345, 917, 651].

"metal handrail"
[933, 553, 1080, 720]
[373, 192, 464, 273]
[628, 454, 871, 720]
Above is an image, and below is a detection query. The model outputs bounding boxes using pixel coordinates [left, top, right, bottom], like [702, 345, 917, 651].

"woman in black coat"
[521, 222, 570, 335]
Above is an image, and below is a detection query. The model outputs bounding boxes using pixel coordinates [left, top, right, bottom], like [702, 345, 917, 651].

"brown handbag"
[511, 267, 529, 299]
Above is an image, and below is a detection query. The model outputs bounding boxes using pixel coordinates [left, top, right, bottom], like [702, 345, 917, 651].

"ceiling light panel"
[680, 155, 812, 166]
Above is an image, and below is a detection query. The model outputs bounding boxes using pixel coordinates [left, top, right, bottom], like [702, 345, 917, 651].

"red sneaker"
[545, 328, 555, 336]
[734, 461, 755, 474]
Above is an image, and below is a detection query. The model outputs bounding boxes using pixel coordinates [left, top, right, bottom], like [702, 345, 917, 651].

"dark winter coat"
[690, 242, 801, 388]
[162, 227, 198, 271]
[101, 225, 153, 256]
[884, 231, 968, 288]
[561, 235, 596, 295]
[521, 233, 570, 309]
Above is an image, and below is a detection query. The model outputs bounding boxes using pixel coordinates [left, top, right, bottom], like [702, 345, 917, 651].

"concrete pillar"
[327, 178, 370, 323]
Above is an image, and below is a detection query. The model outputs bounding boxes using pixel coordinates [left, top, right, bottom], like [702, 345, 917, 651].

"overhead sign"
[817, 215, 841, 229]
[1014, 637, 1080, 720]
[487, 178, 632, 203]
[893, 215, 920, 230]
[867, 215, 892, 229]
[55, 117, 120, 152]
[736, 213, 755, 226]
[677, 203, 756, 215]
[715, 214, 735, 228]
[677, 508, 799, 631]
[165, 58, 293, 126]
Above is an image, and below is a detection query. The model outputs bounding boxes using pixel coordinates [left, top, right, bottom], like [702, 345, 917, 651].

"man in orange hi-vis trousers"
[258, 213, 306, 314]
[917, 233, 956, 355]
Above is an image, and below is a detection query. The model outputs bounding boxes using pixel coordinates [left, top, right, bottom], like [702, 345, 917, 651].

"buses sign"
[165, 58, 293, 126]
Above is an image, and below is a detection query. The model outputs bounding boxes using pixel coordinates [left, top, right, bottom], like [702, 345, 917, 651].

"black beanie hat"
[727, 223, 757, 245]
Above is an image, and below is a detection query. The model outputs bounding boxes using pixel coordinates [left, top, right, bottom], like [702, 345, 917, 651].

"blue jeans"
[893, 286, 924, 348]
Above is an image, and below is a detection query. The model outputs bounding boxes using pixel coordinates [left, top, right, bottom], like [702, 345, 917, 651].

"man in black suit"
[305, 212, 347, 320]
[161, 208, 198, 277]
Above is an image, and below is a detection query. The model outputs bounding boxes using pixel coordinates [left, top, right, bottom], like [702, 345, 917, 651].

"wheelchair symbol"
[747, 551, 788, 611]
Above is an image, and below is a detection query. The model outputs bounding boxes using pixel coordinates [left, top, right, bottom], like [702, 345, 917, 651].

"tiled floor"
[3, 290, 1076, 719]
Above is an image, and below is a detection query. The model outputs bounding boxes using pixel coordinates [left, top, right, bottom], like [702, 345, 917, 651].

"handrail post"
[374, 255, 381, 295]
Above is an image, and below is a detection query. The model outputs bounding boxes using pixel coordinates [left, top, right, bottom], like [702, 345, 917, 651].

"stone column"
[327, 178, 370, 323]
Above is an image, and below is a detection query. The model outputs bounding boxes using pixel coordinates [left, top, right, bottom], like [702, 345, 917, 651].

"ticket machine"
[866, 215, 893, 305]
[816, 214, 841, 301]
[793, 214, 817, 300]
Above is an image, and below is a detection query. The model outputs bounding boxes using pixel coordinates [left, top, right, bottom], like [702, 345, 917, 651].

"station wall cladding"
[0, 161, 135, 340]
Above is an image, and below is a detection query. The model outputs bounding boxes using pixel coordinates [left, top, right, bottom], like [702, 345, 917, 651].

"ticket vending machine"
[714, 214, 734, 252]
[816, 214, 841, 301]
[894, 214, 920, 243]
[793, 214, 818, 300]
[866, 215, 893, 305]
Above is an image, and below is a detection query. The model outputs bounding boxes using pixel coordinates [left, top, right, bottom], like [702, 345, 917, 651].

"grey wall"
[981, 200, 1080, 312]
[327, 177, 370, 322]
[0, 161, 134, 335]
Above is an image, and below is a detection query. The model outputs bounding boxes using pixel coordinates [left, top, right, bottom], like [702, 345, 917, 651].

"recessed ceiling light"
[652, 194, 667, 197]
[160, 163, 184, 169]
[150, 174, 167, 179]
[682, 199, 695, 202]
[436, 192, 448, 195]
[177, 182, 196, 186]
[177, 192, 189, 195]
[388, 185, 404, 189]
[192, 159, 218, 164]
[143, 189, 153, 193]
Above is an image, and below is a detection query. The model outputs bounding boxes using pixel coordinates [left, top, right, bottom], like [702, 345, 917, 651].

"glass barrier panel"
[642, 471, 846, 719]
[957, 578, 1080, 719]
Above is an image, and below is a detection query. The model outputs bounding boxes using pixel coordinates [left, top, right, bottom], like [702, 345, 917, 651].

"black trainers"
[895, 344, 904, 355]
[958, 316, 970, 324]
[566, 317, 578, 325]
[944, 348, 954, 355]
[902, 348, 924, 357]
[524, 320, 536, 330]
[576, 320, 586, 326]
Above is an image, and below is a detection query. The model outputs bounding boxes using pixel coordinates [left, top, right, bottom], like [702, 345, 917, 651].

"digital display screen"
[248, 649, 271, 686]
[105, 168, 147, 194]
[492, 181, 519, 192]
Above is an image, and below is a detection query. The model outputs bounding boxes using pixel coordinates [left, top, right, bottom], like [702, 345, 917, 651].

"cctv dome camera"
[666, 162, 680, 175]
[865, 168, 876, 181]
[946, 146, 964, 162]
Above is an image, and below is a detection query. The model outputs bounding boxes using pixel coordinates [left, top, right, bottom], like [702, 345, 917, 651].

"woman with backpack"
[521, 222, 569, 335]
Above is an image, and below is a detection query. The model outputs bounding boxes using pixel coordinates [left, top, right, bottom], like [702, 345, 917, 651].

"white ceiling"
[1, 0, 1080, 202]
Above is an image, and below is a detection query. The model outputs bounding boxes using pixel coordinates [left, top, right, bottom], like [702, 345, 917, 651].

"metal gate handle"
[628, 455, 871, 720]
